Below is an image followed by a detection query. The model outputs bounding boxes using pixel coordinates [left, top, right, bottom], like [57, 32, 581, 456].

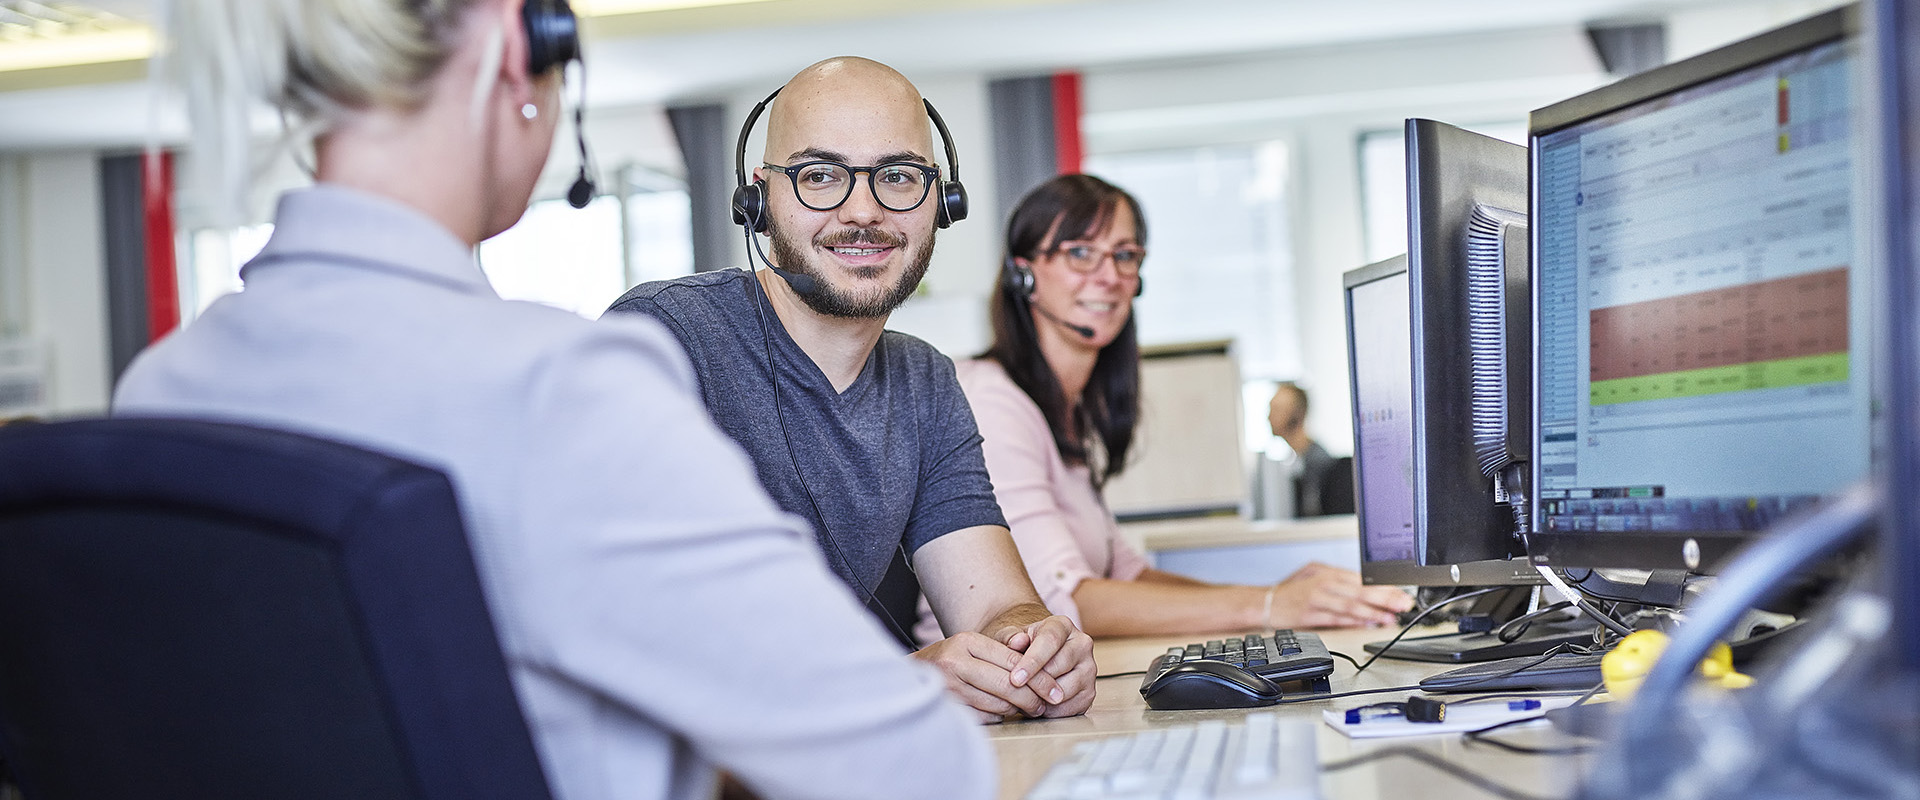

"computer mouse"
[1140, 660, 1284, 710]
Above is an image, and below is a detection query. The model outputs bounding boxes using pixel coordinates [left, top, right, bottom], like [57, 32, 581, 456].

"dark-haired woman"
[946, 174, 1412, 638]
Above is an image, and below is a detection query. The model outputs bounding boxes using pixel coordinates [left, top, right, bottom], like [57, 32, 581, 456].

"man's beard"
[768, 222, 934, 318]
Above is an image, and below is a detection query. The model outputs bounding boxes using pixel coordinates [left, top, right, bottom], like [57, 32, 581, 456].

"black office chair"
[1318, 456, 1357, 516]
[0, 417, 553, 800]
[1291, 455, 1357, 518]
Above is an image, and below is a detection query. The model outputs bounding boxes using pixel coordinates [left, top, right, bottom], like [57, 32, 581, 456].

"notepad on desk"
[1322, 695, 1580, 739]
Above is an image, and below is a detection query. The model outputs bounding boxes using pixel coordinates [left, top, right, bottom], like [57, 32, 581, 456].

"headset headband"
[731, 87, 968, 230]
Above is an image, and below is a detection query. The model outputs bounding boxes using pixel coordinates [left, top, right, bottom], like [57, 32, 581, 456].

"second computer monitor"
[1529, 6, 1870, 571]
[1346, 255, 1538, 587]
[1386, 119, 1532, 570]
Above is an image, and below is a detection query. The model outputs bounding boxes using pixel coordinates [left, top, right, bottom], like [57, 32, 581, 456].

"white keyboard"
[1022, 712, 1321, 800]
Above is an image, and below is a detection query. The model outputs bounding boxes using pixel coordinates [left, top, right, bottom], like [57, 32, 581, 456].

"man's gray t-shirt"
[606, 269, 1007, 641]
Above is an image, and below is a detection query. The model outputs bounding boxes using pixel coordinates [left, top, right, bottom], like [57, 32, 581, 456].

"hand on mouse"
[1268, 562, 1413, 629]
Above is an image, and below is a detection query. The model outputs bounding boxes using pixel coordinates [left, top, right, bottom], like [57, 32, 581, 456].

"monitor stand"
[1361, 617, 1602, 664]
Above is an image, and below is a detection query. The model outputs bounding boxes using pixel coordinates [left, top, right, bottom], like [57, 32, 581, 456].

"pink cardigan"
[914, 360, 1150, 643]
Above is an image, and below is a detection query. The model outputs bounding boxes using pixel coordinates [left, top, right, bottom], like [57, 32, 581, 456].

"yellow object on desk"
[1601, 629, 1754, 699]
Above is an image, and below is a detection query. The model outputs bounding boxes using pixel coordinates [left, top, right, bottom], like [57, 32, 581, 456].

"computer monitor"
[1529, 6, 1868, 572]
[1350, 119, 1533, 578]
[1348, 248, 1603, 663]
[1345, 255, 1538, 588]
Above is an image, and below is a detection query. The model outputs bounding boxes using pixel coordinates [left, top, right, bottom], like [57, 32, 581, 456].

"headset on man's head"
[729, 88, 969, 233]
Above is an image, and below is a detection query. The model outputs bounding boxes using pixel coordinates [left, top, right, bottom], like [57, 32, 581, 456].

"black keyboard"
[1419, 650, 1606, 692]
[1142, 629, 1335, 689]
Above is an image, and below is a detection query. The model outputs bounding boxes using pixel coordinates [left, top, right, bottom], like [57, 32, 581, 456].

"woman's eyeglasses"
[1049, 242, 1146, 277]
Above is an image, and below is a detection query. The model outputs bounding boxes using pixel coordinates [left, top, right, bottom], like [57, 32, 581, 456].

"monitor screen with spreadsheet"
[1528, 6, 1868, 571]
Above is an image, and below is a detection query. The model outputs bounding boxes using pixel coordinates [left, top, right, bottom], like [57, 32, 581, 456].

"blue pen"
[1343, 706, 1402, 725]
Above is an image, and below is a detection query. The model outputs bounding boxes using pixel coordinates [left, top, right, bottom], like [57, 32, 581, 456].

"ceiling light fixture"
[574, 0, 776, 17]
[0, 0, 778, 75]
[0, 1, 151, 72]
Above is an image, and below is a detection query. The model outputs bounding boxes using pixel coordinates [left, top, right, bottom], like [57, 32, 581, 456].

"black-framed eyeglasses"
[1049, 242, 1147, 277]
[763, 160, 940, 213]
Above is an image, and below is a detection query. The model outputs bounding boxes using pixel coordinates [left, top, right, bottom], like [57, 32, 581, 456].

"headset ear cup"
[1002, 259, 1033, 297]
[1134, 275, 1144, 297]
[731, 181, 769, 233]
[522, 0, 547, 75]
[935, 180, 968, 229]
[521, 0, 579, 76]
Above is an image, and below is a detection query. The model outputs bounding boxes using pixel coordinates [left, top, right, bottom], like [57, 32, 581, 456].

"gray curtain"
[667, 103, 736, 273]
[98, 153, 149, 382]
[988, 75, 1059, 230]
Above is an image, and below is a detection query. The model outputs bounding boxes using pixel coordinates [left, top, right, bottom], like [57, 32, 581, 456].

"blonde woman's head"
[168, 0, 555, 225]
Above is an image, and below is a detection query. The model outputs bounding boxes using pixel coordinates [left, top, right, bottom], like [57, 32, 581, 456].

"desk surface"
[987, 628, 1591, 799]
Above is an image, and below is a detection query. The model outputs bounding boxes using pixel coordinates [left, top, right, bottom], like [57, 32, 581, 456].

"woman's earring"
[521, 103, 539, 120]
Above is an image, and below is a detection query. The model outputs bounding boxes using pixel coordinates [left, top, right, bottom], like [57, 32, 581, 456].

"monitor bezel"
[1531, 7, 1857, 136]
[1526, 5, 1861, 572]
[1345, 256, 1542, 588]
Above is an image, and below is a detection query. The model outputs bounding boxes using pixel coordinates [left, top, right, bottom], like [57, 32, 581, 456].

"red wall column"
[1051, 71, 1083, 175]
[141, 150, 179, 342]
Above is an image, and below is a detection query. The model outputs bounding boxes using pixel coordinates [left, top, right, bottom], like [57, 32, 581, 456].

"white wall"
[1668, 0, 1850, 61]
[0, 156, 25, 340]
[0, 152, 109, 416]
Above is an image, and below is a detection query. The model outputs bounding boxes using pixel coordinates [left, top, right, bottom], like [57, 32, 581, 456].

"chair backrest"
[0, 417, 552, 800]
[1319, 456, 1357, 516]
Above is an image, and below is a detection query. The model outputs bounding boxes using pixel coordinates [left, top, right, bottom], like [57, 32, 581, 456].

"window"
[181, 223, 272, 321]
[1085, 141, 1299, 382]
[179, 166, 696, 323]
[479, 196, 627, 319]
[479, 167, 693, 319]
[622, 182, 695, 287]
[1087, 142, 1299, 455]
[1357, 121, 1527, 264]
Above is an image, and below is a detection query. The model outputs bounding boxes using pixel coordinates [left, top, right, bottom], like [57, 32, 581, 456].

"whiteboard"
[1102, 341, 1247, 520]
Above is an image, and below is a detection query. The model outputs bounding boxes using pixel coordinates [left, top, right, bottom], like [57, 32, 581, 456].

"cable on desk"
[1274, 682, 1423, 704]
[1327, 650, 1364, 671]
[1567, 593, 1636, 637]
[1565, 679, 1607, 708]
[1320, 746, 1565, 800]
[1354, 586, 1509, 673]
[1462, 715, 1591, 756]
[1460, 680, 1609, 756]
[1094, 669, 1146, 680]
[1494, 600, 1574, 643]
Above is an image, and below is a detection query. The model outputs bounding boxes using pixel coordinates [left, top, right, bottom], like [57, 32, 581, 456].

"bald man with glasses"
[605, 57, 1097, 722]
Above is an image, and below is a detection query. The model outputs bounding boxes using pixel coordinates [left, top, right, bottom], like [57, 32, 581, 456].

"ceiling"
[0, 0, 1817, 150]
